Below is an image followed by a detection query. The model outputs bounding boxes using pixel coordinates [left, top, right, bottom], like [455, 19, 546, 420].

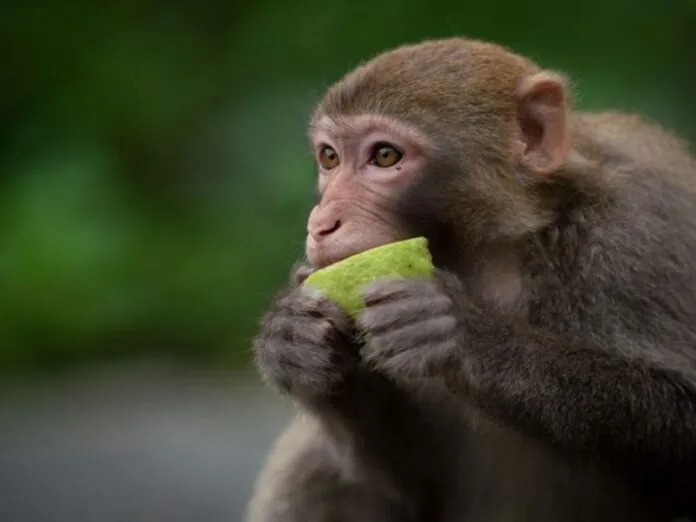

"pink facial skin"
[305, 114, 432, 268]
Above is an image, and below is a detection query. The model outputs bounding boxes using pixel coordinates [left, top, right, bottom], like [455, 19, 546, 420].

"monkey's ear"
[515, 71, 571, 174]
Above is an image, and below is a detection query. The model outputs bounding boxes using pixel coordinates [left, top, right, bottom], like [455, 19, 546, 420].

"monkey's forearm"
[310, 368, 439, 488]
[459, 321, 696, 477]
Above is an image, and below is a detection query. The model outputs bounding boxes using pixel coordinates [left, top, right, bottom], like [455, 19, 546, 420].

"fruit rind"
[304, 237, 434, 317]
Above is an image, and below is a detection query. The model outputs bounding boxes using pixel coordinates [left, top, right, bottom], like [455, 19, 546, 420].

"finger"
[367, 338, 459, 379]
[362, 277, 439, 306]
[357, 295, 453, 334]
[278, 287, 353, 332]
[371, 315, 458, 350]
[267, 314, 339, 346]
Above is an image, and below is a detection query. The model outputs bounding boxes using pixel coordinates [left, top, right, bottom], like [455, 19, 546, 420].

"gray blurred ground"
[0, 361, 292, 522]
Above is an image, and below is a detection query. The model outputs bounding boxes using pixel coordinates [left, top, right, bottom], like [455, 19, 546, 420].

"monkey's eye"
[318, 146, 340, 170]
[371, 143, 403, 168]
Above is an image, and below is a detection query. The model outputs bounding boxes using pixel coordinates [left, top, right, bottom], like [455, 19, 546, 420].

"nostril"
[318, 219, 341, 237]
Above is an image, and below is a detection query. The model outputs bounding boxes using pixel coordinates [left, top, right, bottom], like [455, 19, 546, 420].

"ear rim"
[515, 70, 572, 175]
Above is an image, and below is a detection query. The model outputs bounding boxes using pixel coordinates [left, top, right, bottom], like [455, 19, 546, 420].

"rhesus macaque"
[246, 37, 696, 522]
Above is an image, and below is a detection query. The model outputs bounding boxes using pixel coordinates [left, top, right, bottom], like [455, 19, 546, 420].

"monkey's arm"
[457, 310, 696, 514]
[256, 263, 438, 465]
[251, 263, 434, 521]
[461, 312, 696, 454]
[357, 272, 696, 515]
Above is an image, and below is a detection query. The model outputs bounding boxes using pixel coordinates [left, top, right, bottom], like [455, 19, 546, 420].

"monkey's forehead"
[311, 38, 536, 127]
[308, 113, 434, 152]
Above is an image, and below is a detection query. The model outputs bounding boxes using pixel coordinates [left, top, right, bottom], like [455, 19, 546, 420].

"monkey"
[245, 37, 696, 522]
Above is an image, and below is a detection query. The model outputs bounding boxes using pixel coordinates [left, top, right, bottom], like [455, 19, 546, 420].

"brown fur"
[313, 39, 548, 248]
[247, 37, 696, 522]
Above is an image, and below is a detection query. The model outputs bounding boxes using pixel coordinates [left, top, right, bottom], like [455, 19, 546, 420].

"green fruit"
[304, 237, 434, 317]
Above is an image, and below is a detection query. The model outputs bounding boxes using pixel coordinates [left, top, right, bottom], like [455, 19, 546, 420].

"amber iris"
[319, 146, 340, 169]
[372, 143, 403, 168]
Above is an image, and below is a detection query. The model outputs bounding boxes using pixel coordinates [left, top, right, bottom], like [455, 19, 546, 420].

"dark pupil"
[378, 147, 392, 159]
[324, 149, 336, 161]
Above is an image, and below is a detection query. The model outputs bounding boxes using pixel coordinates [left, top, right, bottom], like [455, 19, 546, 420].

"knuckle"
[291, 263, 315, 285]
[363, 277, 410, 298]
[315, 298, 345, 319]
[294, 286, 325, 309]
[315, 317, 336, 340]
[355, 307, 376, 328]
[296, 283, 323, 300]
[276, 293, 300, 313]
[357, 307, 397, 336]
[295, 287, 349, 322]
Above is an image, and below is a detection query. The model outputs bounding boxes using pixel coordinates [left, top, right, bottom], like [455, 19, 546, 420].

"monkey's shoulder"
[573, 110, 696, 177]
[526, 168, 696, 342]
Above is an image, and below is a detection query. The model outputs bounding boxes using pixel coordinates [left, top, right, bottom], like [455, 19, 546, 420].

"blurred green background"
[0, 2, 695, 521]
[1, 0, 695, 376]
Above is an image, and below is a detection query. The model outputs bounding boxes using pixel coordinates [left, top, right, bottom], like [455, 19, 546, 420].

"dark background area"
[0, 1, 694, 521]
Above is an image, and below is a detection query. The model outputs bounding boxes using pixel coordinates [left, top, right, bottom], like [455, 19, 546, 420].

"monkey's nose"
[309, 217, 342, 241]
[315, 219, 341, 238]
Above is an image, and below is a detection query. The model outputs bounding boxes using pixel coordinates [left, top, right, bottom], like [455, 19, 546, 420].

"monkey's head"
[305, 38, 573, 269]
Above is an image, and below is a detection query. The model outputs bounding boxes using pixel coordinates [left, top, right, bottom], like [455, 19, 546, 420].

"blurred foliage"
[0, 0, 694, 374]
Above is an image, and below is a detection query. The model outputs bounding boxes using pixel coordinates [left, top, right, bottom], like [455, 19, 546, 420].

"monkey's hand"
[253, 267, 357, 403]
[356, 271, 461, 382]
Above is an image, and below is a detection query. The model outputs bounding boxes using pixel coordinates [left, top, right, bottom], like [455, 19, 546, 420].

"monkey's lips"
[306, 232, 409, 269]
[306, 236, 363, 269]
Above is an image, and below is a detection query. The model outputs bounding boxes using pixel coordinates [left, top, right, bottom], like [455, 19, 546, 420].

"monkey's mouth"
[306, 242, 360, 269]
[306, 232, 419, 270]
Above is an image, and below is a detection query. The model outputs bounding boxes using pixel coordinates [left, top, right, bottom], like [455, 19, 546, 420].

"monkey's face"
[305, 40, 573, 268]
[305, 114, 433, 268]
